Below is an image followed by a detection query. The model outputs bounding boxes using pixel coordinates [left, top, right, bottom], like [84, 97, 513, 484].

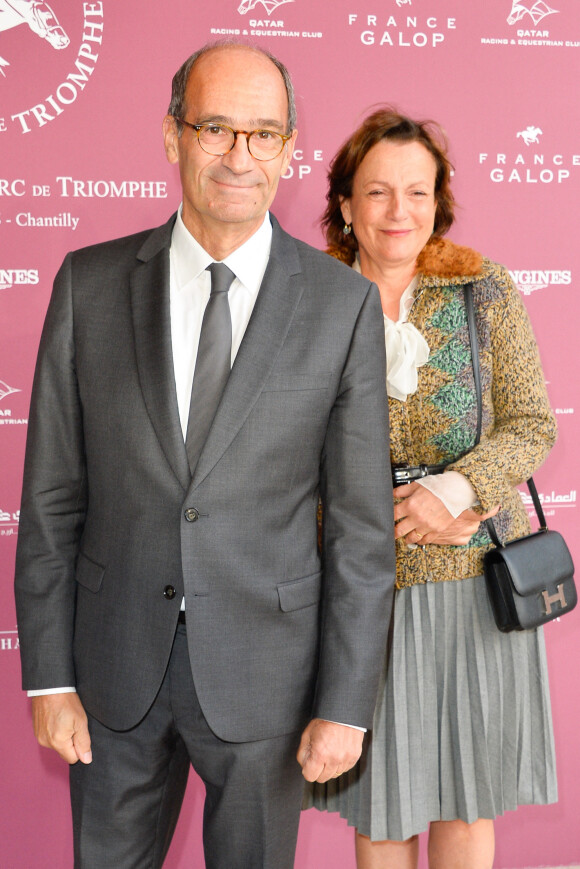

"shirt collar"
[171, 206, 272, 294]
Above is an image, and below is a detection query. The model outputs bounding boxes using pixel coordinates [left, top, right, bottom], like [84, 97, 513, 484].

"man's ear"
[280, 128, 298, 176]
[163, 115, 180, 165]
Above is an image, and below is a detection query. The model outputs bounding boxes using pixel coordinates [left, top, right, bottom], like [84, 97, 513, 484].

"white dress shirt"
[170, 208, 272, 438]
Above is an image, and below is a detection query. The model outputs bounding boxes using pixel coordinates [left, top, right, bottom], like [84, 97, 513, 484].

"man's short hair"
[168, 41, 297, 136]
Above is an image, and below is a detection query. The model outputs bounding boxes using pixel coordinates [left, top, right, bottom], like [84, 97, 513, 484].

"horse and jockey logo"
[0, 379, 21, 400]
[0, 0, 68, 76]
[238, 0, 294, 14]
[507, 1, 558, 26]
[517, 126, 543, 146]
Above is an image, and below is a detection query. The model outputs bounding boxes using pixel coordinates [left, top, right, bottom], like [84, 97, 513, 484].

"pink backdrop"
[1, 1, 579, 866]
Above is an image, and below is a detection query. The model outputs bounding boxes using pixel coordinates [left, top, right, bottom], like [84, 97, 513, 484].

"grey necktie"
[185, 262, 235, 474]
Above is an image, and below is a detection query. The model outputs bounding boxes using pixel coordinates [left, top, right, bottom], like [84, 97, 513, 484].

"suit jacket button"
[163, 585, 176, 599]
[184, 507, 199, 522]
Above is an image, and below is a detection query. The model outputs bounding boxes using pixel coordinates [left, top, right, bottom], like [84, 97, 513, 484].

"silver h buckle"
[542, 584, 567, 615]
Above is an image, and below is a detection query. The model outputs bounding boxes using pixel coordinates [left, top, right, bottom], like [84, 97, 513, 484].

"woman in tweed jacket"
[306, 108, 557, 869]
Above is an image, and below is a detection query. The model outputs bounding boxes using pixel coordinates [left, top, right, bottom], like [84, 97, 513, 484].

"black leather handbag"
[483, 480, 576, 631]
[463, 284, 577, 632]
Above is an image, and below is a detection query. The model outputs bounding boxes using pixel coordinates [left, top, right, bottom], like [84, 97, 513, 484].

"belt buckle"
[392, 464, 412, 486]
[392, 463, 431, 487]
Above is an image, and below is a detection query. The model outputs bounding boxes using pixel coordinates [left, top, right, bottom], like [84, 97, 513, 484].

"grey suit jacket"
[15, 213, 395, 741]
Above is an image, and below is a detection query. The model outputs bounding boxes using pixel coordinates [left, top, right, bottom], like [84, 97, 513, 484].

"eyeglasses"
[175, 119, 291, 161]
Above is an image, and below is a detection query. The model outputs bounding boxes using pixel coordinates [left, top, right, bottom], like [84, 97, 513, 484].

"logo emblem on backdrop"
[507, 1, 558, 26]
[481, 0, 575, 46]
[520, 489, 577, 519]
[0, 506, 19, 539]
[479, 124, 579, 184]
[0, 0, 69, 75]
[509, 268, 572, 295]
[0, 268, 40, 289]
[517, 126, 542, 146]
[219, 0, 323, 54]
[238, 0, 294, 14]
[2, 1, 104, 135]
[0, 379, 28, 426]
[0, 628, 19, 649]
[0, 379, 20, 400]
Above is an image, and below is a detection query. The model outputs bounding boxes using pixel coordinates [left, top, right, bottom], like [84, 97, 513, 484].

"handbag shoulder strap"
[485, 480, 547, 547]
[464, 283, 482, 448]
[463, 284, 548, 548]
[525, 477, 548, 530]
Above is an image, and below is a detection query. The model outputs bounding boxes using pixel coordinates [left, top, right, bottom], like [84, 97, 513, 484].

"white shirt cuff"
[416, 471, 478, 518]
[27, 687, 76, 697]
[323, 719, 367, 733]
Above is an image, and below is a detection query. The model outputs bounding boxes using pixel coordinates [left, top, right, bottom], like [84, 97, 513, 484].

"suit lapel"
[189, 218, 304, 491]
[131, 216, 191, 491]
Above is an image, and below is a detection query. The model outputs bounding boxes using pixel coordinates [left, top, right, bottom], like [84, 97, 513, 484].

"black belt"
[178, 610, 186, 625]
[391, 463, 447, 488]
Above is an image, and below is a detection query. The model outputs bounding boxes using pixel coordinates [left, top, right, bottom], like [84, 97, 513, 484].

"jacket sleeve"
[14, 253, 87, 690]
[314, 281, 396, 730]
[448, 266, 557, 512]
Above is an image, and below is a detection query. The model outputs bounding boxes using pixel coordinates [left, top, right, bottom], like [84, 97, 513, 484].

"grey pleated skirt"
[304, 574, 557, 842]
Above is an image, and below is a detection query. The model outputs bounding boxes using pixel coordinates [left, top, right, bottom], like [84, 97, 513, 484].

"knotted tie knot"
[207, 261, 235, 295]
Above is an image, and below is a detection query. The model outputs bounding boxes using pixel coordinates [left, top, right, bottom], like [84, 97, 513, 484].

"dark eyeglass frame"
[174, 118, 292, 161]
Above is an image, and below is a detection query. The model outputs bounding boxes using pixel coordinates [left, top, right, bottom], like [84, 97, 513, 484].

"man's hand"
[31, 693, 92, 765]
[297, 719, 364, 783]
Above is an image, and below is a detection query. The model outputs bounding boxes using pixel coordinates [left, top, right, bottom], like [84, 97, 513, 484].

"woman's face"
[341, 139, 438, 273]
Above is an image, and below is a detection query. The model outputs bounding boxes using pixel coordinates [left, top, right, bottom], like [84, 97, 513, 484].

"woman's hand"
[393, 482, 499, 546]
[424, 506, 500, 546]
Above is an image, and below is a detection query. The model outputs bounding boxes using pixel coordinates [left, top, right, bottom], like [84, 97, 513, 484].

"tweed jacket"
[332, 236, 557, 590]
[388, 236, 557, 588]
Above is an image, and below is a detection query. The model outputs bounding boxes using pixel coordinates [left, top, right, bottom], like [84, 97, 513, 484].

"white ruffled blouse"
[352, 257, 429, 402]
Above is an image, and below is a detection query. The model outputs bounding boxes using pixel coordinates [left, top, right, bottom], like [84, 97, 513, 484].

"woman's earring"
[342, 223, 352, 236]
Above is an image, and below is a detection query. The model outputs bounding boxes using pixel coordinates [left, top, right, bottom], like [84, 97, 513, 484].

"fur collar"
[416, 236, 483, 280]
[328, 236, 484, 281]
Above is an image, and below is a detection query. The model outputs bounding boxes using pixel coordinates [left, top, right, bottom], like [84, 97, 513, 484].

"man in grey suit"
[15, 41, 395, 868]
